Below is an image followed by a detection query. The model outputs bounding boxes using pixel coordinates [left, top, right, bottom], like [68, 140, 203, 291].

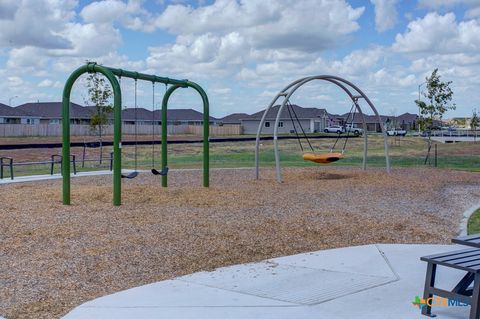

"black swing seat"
[151, 167, 168, 176]
[121, 171, 139, 179]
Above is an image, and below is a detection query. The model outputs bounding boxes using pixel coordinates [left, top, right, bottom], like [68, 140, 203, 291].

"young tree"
[84, 74, 113, 162]
[415, 69, 456, 130]
[414, 69, 455, 164]
[471, 109, 479, 142]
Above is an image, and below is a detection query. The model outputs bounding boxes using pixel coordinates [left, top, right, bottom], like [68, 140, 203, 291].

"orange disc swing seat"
[303, 152, 345, 164]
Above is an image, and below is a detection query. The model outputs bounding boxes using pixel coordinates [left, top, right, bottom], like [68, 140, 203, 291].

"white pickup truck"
[324, 125, 363, 136]
[386, 128, 407, 136]
[345, 125, 363, 136]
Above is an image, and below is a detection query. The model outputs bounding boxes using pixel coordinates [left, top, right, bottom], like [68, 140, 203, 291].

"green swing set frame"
[61, 62, 210, 206]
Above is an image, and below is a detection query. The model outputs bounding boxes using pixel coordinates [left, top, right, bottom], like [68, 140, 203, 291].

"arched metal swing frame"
[254, 75, 390, 183]
[61, 62, 209, 206]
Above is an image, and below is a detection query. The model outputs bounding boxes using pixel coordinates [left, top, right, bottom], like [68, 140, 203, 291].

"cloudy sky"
[0, 0, 479, 118]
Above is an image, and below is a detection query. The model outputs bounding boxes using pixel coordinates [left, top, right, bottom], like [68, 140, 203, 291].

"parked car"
[324, 125, 345, 134]
[345, 125, 363, 136]
[386, 128, 407, 136]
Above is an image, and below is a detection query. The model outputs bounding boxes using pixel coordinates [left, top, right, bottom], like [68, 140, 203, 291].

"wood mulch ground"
[1, 167, 479, 318]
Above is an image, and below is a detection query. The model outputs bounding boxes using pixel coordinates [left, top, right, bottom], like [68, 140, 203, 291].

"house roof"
[16, 102, 92, 119]
[0, 103, 31, 117]
[244, 105, 327, 120]
[395, 112, 418, 123]
[153, 109, 217, 121]
[122, 108, 155, 121]
[219, 113, 249, 124]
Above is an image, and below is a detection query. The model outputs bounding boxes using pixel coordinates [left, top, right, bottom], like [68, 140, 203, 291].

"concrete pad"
[0, 169, 144, 185]
[63, 244, 474, 319]
[179, 260, 395, 305]
[272, 244, 395, 278]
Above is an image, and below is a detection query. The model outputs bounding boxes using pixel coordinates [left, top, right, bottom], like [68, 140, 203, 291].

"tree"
[471, 109, 479, 142]
[415, 69, 455, 130]
[414, 69, 455, 164]
[84, 73, 113, 163]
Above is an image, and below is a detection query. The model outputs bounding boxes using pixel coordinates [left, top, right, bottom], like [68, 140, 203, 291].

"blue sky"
[0, 0, 479, 118]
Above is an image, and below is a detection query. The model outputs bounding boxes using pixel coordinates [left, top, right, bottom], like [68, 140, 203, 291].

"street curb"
[459, 203, 480, 236]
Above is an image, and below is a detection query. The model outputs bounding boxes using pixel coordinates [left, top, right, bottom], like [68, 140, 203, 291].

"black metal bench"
[421, 248, 480, 318]
[0, 155, 77, 180]
[81, 141, 113, 169]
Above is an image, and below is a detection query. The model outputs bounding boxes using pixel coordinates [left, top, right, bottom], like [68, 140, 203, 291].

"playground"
[1, 167, 479, 318]
[1, 63, 480, 319]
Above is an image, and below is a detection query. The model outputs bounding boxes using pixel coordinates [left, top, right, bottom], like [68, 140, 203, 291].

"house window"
[265, 121, 270, 128]
[49, 119, 60, 124]
[278, 121, 284, 128]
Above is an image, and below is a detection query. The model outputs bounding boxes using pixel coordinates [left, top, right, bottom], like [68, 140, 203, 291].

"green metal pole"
[62, 65, 90, 205]
[62, 63, 122, 205]
[186, 82, 210, 187]
[87, 64, 123, 206]
[161, 85, 180, 187]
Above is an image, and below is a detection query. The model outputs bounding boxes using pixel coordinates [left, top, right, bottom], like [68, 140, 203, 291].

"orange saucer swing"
[285, 99, 356, 165]
[303, 152, 344, 164]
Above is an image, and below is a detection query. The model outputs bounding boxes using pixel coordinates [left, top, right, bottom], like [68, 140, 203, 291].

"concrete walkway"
[64, 244, 471, 319]
[0, 170, 122, 185]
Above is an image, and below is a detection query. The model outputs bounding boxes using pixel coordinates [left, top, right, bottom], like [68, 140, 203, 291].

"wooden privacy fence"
[0, 124, 242, 137]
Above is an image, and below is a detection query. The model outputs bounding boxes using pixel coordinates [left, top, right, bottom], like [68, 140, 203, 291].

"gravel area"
[1, 167, 479, 319]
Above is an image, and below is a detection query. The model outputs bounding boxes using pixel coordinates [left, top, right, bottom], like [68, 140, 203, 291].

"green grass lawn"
[3, 136, 480, 178]
[468, 208, 480, 235]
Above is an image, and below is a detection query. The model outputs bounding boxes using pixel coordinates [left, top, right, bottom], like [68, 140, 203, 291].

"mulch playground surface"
[1, 167, 479, 318]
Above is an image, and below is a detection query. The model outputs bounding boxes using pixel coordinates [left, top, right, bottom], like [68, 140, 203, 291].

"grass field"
[468, 208, 480, 234]
[2, 135, 480, 178]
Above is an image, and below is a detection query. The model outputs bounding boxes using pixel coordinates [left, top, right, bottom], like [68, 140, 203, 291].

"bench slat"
[421, 248, 478, 261]
[455, 234, 480, 242]
[436, 251, 480, 263]
[421, 248, 480, 273]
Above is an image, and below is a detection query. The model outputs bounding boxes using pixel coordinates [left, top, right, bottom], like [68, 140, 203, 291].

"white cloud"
[417, 0, 478, 8]
[393, 12, 480, 54]
[331, 47, 384, 77]
[466, 6, 480, 18]
[370, 0, 398, 32]
[80, 0, 129, 24]
[155, 0, 364, 52]
[0, 0, 19, 19]
[80, 0, 156, 32]
[0, 0, 77, 49]
[38, 79, 53, 87]
[417, 0, 480, 20]
[210, 87, 232, 95]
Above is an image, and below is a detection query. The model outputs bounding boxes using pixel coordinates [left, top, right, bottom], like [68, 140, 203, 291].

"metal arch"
[160, 82, 210, 188]
[62, 64, 122, 205]
[322, 78, 368, 170]
[319, 75, 390, 172]
[254, 77, 311, 179]
[273, 75, 390, 182]
[254, 75, 390, 182]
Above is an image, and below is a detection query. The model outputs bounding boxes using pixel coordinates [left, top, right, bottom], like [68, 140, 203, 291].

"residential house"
[390, 113, 418, 130]
[336, 112, 387, 133]
[0, 103, 40, 124]
[16, 102, 93, 124]
[241, 105, 329, 134]
[218, 113, 249, 125]
[122, 107, 157, 125]
[153, 109, 218, 125]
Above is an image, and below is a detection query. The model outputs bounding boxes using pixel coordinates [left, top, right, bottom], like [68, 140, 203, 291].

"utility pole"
[417, 81, 426, 133]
